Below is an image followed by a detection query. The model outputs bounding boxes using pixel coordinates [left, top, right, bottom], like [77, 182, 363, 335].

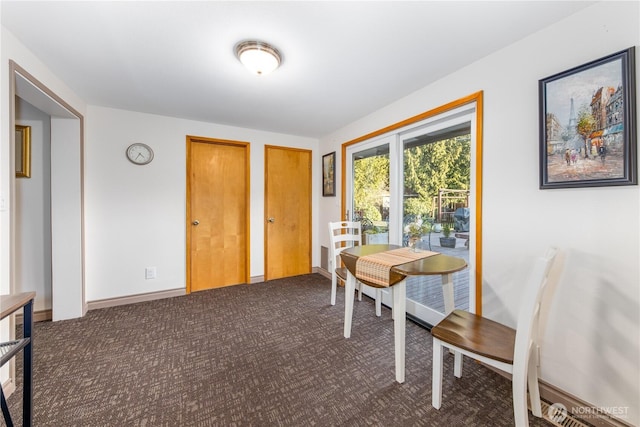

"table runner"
[355, 247, 438, 287]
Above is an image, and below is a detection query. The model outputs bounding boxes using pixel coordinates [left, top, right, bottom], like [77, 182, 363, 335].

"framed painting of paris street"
[539, 47, 636, 189]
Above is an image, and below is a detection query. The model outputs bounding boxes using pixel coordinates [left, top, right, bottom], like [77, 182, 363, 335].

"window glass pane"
[403, 127, 471, 315]
[352, 144, 389, 244]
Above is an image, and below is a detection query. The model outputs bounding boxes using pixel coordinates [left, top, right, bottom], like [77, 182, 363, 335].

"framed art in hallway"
[539, 47, 637, 189]
[322, 151, 336, 196]
[15, 124, 31, 178]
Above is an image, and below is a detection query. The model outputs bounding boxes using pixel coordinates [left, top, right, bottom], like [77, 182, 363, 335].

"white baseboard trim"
[86, 288, 186, 311]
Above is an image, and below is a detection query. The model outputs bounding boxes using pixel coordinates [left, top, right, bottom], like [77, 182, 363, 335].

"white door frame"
[344, 102, 479, 325]
[11, 61, 85, 321]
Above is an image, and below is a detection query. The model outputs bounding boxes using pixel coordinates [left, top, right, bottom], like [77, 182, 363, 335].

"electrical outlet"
[145, 267, 157, 280]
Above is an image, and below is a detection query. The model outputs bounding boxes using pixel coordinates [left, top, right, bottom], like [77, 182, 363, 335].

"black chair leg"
[1, 387, 14, 427]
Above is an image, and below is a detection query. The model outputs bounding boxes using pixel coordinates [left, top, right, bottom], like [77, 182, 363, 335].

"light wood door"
[187, 136, 249, 292]
[264, 146, 312, 280]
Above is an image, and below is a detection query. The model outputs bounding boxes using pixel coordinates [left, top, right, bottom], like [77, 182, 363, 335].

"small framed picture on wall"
[322, 152, 336, 197]
[15, 124, 31, 178]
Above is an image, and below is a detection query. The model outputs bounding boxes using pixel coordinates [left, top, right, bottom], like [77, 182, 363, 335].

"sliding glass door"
[345, 103, 478, 326]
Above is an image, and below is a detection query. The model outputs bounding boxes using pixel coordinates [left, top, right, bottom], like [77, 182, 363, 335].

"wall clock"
[126, 143, 154, 165]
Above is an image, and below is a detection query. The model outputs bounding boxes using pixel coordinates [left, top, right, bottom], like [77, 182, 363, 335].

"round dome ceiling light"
[235, 40, 282, 76]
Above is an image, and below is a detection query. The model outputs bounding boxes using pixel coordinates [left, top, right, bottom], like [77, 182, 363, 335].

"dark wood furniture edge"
[392, 254, 467, 276]
[431, 309, 515, 364]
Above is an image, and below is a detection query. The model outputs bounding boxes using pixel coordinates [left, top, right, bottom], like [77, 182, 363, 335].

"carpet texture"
[5, 274, 552, 426]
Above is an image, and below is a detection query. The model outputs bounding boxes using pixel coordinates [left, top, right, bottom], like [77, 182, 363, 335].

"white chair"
[328, 221, 383, 316]
[431, 247, 558, 427]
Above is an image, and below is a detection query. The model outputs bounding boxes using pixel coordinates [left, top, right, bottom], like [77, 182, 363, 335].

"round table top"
[341, 244, 467, 280]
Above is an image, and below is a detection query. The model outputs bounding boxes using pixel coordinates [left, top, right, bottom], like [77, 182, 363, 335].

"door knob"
[267, 217, 275, 223]
[192, 220, 200, 226]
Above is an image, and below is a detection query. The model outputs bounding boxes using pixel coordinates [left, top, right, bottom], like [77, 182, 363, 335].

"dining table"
[340, 244, 467, 383]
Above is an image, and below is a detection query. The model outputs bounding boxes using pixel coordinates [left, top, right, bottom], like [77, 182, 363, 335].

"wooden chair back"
[327, 221, 362, 306]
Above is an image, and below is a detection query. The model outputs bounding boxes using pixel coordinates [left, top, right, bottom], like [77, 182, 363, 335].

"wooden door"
[264, 146, 312, 280]
[187, 136, 250, 292]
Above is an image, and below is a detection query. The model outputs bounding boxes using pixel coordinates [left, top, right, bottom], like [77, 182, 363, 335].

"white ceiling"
[2, 1, 594, 138]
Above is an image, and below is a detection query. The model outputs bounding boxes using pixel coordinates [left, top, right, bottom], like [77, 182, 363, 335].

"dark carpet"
[5, 274, 552, 426]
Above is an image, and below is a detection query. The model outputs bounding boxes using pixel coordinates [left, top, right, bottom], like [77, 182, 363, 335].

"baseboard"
[538, 380, 633, 427]
[42, 271, 327, 313]
[33, 309, 52, 322]
[482, 364, 632, 427]
[1, 378, 16, 399]
[316, 267, 331, 280]
[86, 288, 186, 311]
[250, 268, 327, 284]
[250, 275, 264, 284]
[15, 309, 52, 325]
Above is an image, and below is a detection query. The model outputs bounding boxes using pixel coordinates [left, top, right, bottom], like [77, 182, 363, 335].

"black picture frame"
[322, 152, 336, 197]
[539, 47, 637, 189]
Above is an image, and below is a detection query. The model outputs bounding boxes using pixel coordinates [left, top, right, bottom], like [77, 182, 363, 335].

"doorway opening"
[10, 61, 85, 322]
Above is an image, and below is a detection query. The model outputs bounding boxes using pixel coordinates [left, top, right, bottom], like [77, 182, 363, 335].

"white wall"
[15, 98, 52, 312]
[84, 106, 319, 302]
[319, 2, 639, 424]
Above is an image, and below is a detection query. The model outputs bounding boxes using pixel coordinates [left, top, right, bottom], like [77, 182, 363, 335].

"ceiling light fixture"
[235, 40, 282, 76]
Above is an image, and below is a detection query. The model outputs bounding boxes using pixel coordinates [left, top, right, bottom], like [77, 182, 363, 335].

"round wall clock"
[126, 143, 154, 165]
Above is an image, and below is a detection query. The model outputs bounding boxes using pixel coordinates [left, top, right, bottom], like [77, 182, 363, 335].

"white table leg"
[441, 273, 455, 316]
[343, 271, 356, 338]
[392, 279, 406, 383]
[442, 272, 458, 357]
